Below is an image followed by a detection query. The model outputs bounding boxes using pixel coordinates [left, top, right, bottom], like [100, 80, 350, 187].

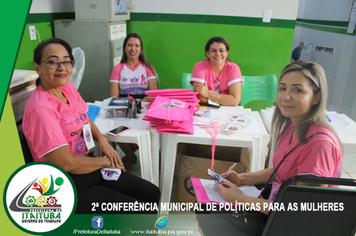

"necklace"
[210, 63, 223, 93]
[214, 75, 221, 94]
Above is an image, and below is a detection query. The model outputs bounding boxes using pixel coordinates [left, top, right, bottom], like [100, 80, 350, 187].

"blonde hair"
[269, 60, 341, 153]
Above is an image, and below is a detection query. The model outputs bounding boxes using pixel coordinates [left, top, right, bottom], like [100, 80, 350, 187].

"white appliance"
[54, 20, 126, 102]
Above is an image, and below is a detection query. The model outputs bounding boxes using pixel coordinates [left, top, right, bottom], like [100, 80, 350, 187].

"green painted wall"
[127, 19, 295, 110]
[14, 13, 296, 111]
[14, 13, 75, 70]
[15, 22, 53, 70]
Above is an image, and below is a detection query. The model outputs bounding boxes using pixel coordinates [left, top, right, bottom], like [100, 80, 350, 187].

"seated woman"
[109, 32, 157, 101]
[23, 38, 160, 214]
[196, 61, 342, 236]
[191, 36, 242, 106]
[109, 33, 158, 171]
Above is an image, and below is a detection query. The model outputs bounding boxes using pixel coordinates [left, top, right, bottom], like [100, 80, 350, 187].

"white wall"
[29, 0, 299, 20]
[130, 0, 299, 19]
[29, 0, 74, 13]
[297, 0, 353, 21]
[294, 0, 356, 121]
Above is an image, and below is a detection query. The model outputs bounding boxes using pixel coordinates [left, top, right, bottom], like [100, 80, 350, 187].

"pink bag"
[145, 96, 190, 121]
[145, 88, 192, 95]
[144, 89, 199, 134]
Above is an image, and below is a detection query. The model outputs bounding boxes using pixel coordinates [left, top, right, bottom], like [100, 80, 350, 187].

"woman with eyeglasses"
[23, 38, 160, 214]
[191, 36, 243, 106]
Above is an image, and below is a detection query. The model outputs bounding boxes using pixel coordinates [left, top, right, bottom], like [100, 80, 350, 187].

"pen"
[326, 115, 331, 122]
[197, 105, 208, 109]
[227, 162, 237, 172]
[123, 99, 128, 106]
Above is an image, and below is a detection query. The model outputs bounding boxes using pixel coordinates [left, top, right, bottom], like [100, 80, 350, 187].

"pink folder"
[191, 177, 240, 206]
[191, 177, 220, 204]
[143, 90, 199, 134]
[145, 96, 190, 121]
[145, 89, 192, 95]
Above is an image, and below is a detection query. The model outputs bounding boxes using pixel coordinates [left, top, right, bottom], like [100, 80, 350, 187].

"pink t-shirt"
[273, 123, 342, 185]
[191, 59, 243, 94]
[23, 81, 89, 162]
[109, 61, 155, 95]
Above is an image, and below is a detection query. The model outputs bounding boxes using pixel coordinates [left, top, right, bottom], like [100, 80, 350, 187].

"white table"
[159, 106, 269, 213]
[260, 107, 356, 150]
[260, 106, 275, 133]
[91, 101, 160, 186]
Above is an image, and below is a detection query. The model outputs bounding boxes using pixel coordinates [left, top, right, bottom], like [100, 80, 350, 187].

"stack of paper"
[191, 177, 262, 204]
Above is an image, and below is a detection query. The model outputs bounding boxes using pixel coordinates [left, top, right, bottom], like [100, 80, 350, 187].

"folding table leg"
[137, 131, 154, 183]
[160, 133, 179, 215]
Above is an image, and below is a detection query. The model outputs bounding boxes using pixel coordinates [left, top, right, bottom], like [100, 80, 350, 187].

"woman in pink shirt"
[197, 61, 342, 235]
[109, 33, 158, 171]
[109, 33, 157, 102]
[191, 37, 243, 106]
[23, 38, 160, 214]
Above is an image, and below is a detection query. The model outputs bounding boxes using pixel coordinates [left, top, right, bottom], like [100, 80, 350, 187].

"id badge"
[268, 181, 281, 201]
[83, 123, 95, 150]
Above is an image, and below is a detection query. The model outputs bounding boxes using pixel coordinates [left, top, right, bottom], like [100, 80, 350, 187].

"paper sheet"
[200, 179, 228, 203]
[326, 111, 350, 126]
[200, 179, 262, 203]
[242, 116, 262, 134]
[225, 115, 262, 134]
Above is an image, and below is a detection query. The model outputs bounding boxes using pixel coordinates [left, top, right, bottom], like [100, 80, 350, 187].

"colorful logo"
[4, 163, 76, 233]
[154, 216, 167, 228]
[92, 216, 104, 229]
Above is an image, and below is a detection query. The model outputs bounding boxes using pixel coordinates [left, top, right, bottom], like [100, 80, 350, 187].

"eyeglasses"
[41, 60, 74, 69]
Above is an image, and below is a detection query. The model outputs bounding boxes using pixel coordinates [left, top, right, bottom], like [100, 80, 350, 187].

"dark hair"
[120, 33, 155, 75]
[34, 38, 74, 86]
[205, 36, 230, 53]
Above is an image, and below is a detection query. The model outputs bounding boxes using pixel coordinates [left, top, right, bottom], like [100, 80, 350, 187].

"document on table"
[326, 111, 350, 126]
[200, 179, 262, 203]
[102, 97, 127, 110]
[225, 115, 262, 134]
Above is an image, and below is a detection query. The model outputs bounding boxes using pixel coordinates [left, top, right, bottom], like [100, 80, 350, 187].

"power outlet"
[29, 26, 36, 40]
[263, 10, 272, 23]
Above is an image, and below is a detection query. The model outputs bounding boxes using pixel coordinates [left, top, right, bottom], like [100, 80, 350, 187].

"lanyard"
[259, 132, 335, 198]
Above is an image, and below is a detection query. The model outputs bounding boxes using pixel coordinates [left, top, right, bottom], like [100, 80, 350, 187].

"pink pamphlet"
[144, 89, 199, 134]
[145, 96, 190, 121]
[145, 89, 192, 95]
[191, 177, 219, 204]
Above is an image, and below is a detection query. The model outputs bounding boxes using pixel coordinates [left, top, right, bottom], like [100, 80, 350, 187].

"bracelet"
[216, 94, 220, 103]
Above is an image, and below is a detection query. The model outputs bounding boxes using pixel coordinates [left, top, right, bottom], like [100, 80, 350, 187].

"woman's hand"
[141, 96, 151, 102]
[221, 170, 243, 186]
[215, 180, 245, 203]
[197, 94, 208, 104]
[193, 83, 210, 98]
[98, 139, 125, 171]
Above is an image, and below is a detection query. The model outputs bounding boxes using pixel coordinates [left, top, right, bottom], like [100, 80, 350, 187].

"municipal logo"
[4, 162, 76, 233]
[154, 215, 167, 228]
[92, 216, 104, 229]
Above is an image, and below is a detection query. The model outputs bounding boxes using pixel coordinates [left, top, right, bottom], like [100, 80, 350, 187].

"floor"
[119, 148, 201, 235]
[119, 147, 356, 235]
